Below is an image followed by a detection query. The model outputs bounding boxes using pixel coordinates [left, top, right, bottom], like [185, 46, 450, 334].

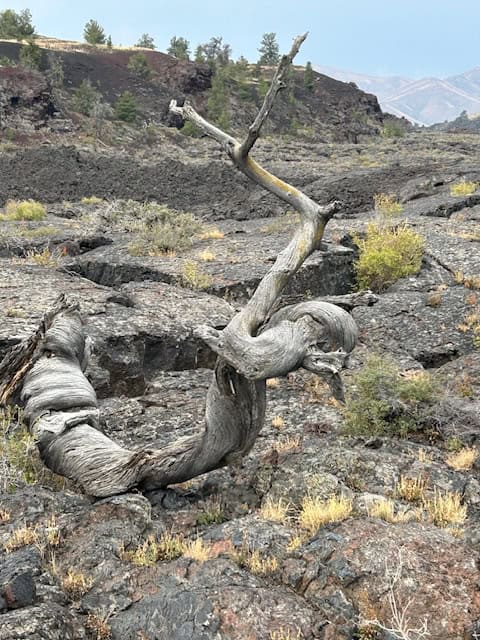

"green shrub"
[19, 41, 41, 70]
[182, 260, 213, 289]
[304, 61, 314, 91]
[0, 199, 46, 221]
[127, 53, 151, 79]
[382, 120, 405, 138]
[181, 120, 202, 137]
[73, 79, 100, 116]
[125, 202, 205, 255]
[355, 222, 424, 292]
[343, 355, 438, 437]
[0, 407, 62, 492]
[115, 91, 137, 122]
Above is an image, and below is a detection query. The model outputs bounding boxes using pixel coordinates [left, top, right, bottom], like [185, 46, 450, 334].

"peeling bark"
[0, 35, 360, 497]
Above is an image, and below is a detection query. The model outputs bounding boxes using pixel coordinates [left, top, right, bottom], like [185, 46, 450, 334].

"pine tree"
[207, 69, 229, 129]
[115, 91, 137, 122]
[73, 80, 100, 116]
[167, 36, 190, 60]
[304, 61, 314, 92]
[19, 40, 41, 70]
[194, 45, 205, 64]
[197, 37, 231, 68]
[135, 33, 155, 49]
[83, 20, 106, 45]
[258, 33, 280, 65]
[0, 9, 35, 40]
[106, 35, 113, 49]
[128, 53, 151, 79]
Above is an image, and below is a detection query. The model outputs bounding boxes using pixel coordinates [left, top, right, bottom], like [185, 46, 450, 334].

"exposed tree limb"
[238, 33, 308, 157]
[2, 34, 359, 497]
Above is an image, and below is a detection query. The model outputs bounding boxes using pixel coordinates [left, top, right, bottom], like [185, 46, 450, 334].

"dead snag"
[0, 35, 358, 496]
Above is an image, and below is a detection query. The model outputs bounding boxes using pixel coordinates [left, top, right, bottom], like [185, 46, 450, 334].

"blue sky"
[6, 0, 479, 79]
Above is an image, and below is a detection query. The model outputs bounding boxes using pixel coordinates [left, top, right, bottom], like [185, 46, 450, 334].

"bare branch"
[239, 33, 308, 157]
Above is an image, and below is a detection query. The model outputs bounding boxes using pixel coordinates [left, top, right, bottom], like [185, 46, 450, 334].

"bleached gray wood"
[2, 34, 359, 496]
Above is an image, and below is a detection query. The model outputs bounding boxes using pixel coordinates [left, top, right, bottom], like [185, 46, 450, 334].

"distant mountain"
[314, 64, 480, 126]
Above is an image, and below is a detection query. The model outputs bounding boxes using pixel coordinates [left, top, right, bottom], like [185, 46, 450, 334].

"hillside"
[0, 37, 387, 145]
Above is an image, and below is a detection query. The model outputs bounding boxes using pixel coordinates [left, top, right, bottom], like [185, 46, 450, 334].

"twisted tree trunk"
[0, 35, 360, 497]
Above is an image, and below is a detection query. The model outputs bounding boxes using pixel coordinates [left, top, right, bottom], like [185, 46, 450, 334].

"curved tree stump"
[0, 35, 361, 497]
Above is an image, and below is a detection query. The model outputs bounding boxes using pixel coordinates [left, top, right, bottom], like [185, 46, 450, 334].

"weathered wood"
[2, 35, 359, 497]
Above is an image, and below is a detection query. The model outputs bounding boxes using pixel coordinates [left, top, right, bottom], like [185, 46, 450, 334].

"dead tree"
[0, 35, 358, 497]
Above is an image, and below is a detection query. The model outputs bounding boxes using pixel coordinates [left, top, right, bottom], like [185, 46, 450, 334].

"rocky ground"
[1, 130, 480, 640]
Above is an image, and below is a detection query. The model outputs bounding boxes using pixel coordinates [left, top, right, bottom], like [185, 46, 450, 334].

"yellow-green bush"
[123, 202, 206, 256]
[373, 193, 403, 218]
[450, 179, 477, 197]
[0, 406, 64, 492]
[355, 223, 424, 292]
[0, 199, 46, 221]
[181, 260, 212, 289]
[343, 355, 438, 437]
[81, 196, 104, 205]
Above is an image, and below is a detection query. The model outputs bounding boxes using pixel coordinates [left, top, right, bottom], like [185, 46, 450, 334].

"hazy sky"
[6, 0, 479, 79]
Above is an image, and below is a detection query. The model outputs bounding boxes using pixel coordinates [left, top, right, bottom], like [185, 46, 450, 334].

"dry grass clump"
[3, 524, 39, 552]
[0, 509, 11, 523]
[120, 533, 185, 566]
[0, 199, 46, 221]
[61, 567, 93, 598]
[271, 415, 285, 429]
[86, 611, 112, 640]
[450, 179, 477, 196]
[266, 378, 280, 388]
[198, 248, 216, 262]
[199, 226, 224, 240]
[298, 495, 352, 535]
[260, 497, 290, 522]
[269, 628, 303, 640]
[196, 497, 226, 526]
[181, 260, 213, 289]
[374, 193, 403, 217]
[81, 196, 104, 205]
[424, 489, 467, 528]
[395, 475, 427, 502]
[454, 373, 474, 398]
[445, 447, 478, 471]
[304, 377, 331, 403]
[367, 499, 413, 524]
[183, 538, 211, 563]
[455, 272, 480, 290]
[25, 247, 61, 267]
[286, 534, 307, 552]
[354, 223, 424, 292]
[273, 436, 300, 453]
[235, 547, 278, 575]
